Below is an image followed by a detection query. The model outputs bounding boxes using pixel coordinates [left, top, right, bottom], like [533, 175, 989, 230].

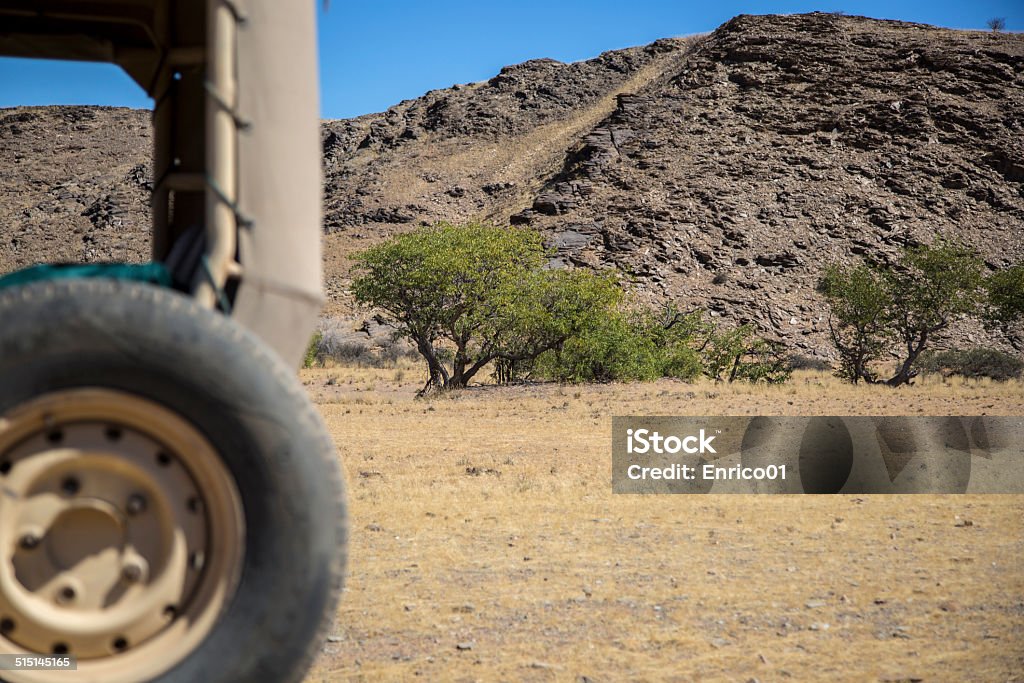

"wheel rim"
[0, 389, 245, 683]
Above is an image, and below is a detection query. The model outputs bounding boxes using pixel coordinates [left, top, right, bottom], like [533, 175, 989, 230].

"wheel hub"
[0, 389, 244, 682]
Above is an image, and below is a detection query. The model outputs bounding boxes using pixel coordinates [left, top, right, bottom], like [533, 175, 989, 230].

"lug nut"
[126, 494, 147, 516]
[189, 551, 205, 571]
[56, 586, 76, 604]
[19, 533, 40, 551]
[61, 476, 81, 496]
[122, 563, 143, 583]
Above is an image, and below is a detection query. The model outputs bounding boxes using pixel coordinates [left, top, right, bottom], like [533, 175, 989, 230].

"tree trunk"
[450, 343, 468, 388]
[886, 330, 928, 387]
[415, 336, 449, 394]
[460, 353, 495, 386]
[727, 353, 742, 383]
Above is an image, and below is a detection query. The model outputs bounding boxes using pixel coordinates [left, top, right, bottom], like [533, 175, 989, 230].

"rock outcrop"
[2, 13, 1022, 356]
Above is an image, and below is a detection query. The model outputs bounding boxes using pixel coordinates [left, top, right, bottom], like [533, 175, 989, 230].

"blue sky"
[0, 1, 1020, 119]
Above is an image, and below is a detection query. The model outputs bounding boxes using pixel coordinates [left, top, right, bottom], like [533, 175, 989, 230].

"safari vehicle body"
[0, 0, 324, 364]
[0, 2, 347, 682]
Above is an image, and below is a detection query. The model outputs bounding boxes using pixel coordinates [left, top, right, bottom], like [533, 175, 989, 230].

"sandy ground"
[302, 368, 1024, 682]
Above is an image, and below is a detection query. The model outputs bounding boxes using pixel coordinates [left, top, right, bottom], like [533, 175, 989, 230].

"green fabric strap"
[0, 263, 172, 291]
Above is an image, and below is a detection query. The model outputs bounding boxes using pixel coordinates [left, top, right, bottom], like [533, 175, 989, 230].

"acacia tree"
[351, 222, 620, 392]
[819, 241, 987, 386]
[984, 265, 1024, 350]
[819, 264, 891, 383]
[884, 242, 984, 385]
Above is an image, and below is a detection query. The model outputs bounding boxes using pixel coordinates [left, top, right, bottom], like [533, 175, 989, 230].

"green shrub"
[699, 322, 792, 384]
[985, 265, 1024, 327]
[641, 307, 705, 380]
[531, 305, 787, 385]
[917, 348, 1023, 381]
[532, 308, 662, 383]
[302, 331, 324, 369]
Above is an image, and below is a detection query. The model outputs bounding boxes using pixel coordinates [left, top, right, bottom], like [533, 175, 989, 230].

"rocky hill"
[0, 106, 151, 268]
[2, 12, 1022, 358]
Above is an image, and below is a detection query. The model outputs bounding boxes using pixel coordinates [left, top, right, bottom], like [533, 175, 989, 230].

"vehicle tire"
[0, 279, 347, 683]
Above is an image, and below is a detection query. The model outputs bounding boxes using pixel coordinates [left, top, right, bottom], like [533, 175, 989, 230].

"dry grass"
[303, 368, 1024, 682]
